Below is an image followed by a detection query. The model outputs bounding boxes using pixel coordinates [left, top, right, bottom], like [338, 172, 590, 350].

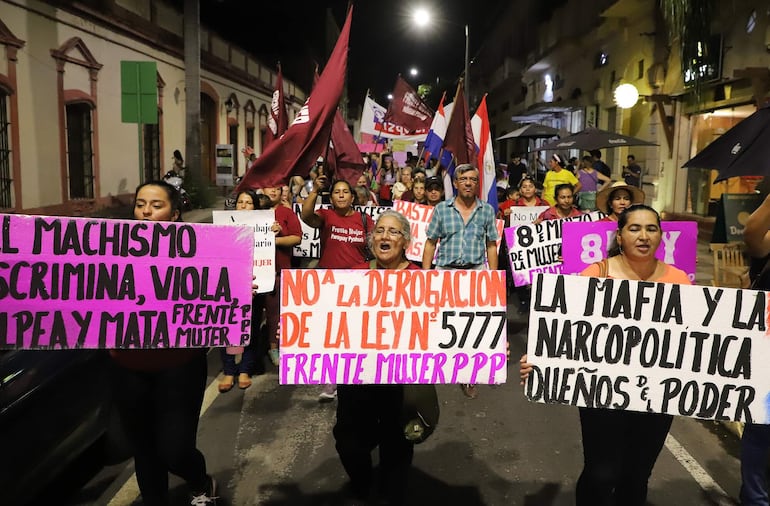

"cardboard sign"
[279, 269, 508, 385]
[212, 210, 276, 292]
[292, 204, 391, 258]
[526, 273, 770, 424]
[0, 214, 254, 349]
[392, 200, 435, 262]
[504, 211, 603, 286]
[508, 206, 549, 227]
[561, 221, 698, 282]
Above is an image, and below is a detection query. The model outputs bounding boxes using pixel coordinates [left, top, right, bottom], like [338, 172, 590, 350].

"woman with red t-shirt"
[301, 176, 374, 400]
[534, 183, 583, 224]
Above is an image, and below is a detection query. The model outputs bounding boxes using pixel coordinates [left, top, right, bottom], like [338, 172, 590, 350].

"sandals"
[238, 373, 252, 389]
[218, 375, 235, 393]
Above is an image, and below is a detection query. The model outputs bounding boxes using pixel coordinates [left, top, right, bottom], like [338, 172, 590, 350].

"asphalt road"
[39, 301, 745, 506]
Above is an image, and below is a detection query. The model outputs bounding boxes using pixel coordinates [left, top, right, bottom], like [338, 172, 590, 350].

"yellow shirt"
[542, 169, 579, 206]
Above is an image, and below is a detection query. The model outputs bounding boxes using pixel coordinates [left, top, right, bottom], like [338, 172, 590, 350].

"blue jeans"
[742, 423, 770, 505]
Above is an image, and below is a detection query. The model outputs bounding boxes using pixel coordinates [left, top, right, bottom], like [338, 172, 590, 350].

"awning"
[509, 99, 583, 122]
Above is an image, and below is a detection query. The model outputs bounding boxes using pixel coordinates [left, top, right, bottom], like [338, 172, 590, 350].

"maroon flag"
[236, 6, 353, 190]
[328, 111, 366, 186]
[384, 75, 433, 133]
[264, 64, 289, 149]
[442, 79, 476, 167]
[312, 68, 366, 186]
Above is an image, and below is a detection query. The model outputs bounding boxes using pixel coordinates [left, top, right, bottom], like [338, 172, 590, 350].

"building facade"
[0, 0, 305, 215]
[476, 0, 770, 216]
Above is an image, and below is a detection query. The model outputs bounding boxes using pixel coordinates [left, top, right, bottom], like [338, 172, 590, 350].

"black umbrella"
[536, 127, 658, 151]
[496, 123, 560, 140]
[683, 104, 770, 182]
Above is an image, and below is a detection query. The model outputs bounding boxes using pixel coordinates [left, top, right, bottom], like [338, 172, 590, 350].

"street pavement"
[59, 202, 744, 505]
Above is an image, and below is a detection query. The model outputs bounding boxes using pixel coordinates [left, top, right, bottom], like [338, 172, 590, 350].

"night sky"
[200, 0, 509, 110]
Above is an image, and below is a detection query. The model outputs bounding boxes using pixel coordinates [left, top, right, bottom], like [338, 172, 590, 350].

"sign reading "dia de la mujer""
[0, 214, 254, 350]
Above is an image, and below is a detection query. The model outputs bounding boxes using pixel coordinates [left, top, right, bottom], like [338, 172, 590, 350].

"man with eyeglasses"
[421, 164, 499, 399]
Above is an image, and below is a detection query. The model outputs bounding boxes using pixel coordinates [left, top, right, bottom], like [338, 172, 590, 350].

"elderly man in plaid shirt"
[421, 163, 500, 399]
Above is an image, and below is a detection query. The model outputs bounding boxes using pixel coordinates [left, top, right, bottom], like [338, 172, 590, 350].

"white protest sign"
[280, 269, 508, 385]
[526, 273, 769, 423]
[292, 204, 391, 258]
[213, 210, 275, 292]
[504, 211, 603, 286]
[508, 206, 549, 226]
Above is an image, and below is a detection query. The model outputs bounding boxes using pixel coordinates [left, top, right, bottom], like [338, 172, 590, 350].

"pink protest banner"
[279, 269, 508, 385]
[0, 214, 254, 350]
[392, 200, 435, 261]
[561, 221, 698, 281]
[504, 211, 603, 287]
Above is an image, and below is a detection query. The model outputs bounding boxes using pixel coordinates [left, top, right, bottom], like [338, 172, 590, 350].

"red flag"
[309, 68, 365, 186]
[311, 68, 365, 187]
[263, 64, 289, 149]
[328, 111, 366, 186]
[236, 6, 353, 190]
[384, 75, 434, 133]
[442, 80, 476, 167]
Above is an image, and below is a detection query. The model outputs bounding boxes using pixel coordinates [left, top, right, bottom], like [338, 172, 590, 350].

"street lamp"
[411, 7, 469, 103]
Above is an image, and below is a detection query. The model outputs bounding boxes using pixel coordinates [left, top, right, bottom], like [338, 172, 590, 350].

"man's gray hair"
[454, 164, 479, 179]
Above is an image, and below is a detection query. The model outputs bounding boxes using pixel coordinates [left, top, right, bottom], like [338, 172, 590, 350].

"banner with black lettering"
[280, 269, 508, 384]
[212, 210, 276, 292]
[292, 204, 391, 258]
[0, 214, 254, 349]
[504, 211, 603, 286]
[526, 273, 768, 423]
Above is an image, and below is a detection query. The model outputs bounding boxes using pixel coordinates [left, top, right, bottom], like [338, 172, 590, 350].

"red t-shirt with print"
[274, 205, 303, 271]
[317, 209, 374, 269]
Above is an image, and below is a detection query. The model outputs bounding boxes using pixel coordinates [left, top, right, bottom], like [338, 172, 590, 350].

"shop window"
[65, 102, 95, 199]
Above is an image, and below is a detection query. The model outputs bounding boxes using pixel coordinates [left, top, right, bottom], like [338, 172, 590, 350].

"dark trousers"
[576, 407, 672, 506]
[334, 384, 414, 505]
[740, 422, 770, 505]
[220, 294, 263, 375]
[263, 277, 281, 348]
[111, 352, 209, 505]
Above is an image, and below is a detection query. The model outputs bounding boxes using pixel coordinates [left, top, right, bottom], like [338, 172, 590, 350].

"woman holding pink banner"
[110, 181, 217, 505]
[534, 183, 583, 224]
[335, 210, 419, 506]
[302, 176, 374, 402]
[520, 204, 690, 506]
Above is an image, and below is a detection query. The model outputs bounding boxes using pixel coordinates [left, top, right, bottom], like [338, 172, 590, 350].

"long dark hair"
[607, 204, 661, 257]
[134, 180, 182, 220]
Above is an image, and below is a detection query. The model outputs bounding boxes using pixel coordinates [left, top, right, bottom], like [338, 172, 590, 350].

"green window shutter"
[121, 61, 158, 124]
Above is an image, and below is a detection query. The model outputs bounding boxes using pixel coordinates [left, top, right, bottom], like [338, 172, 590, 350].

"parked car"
[0, 349, 128, 505]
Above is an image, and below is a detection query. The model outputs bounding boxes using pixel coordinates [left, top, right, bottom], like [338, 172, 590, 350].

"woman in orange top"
[521, 204, 690, 506]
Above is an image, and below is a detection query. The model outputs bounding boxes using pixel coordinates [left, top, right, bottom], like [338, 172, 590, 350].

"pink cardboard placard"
[561, 221, 698, 281]
[0, 214, 255, 350]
